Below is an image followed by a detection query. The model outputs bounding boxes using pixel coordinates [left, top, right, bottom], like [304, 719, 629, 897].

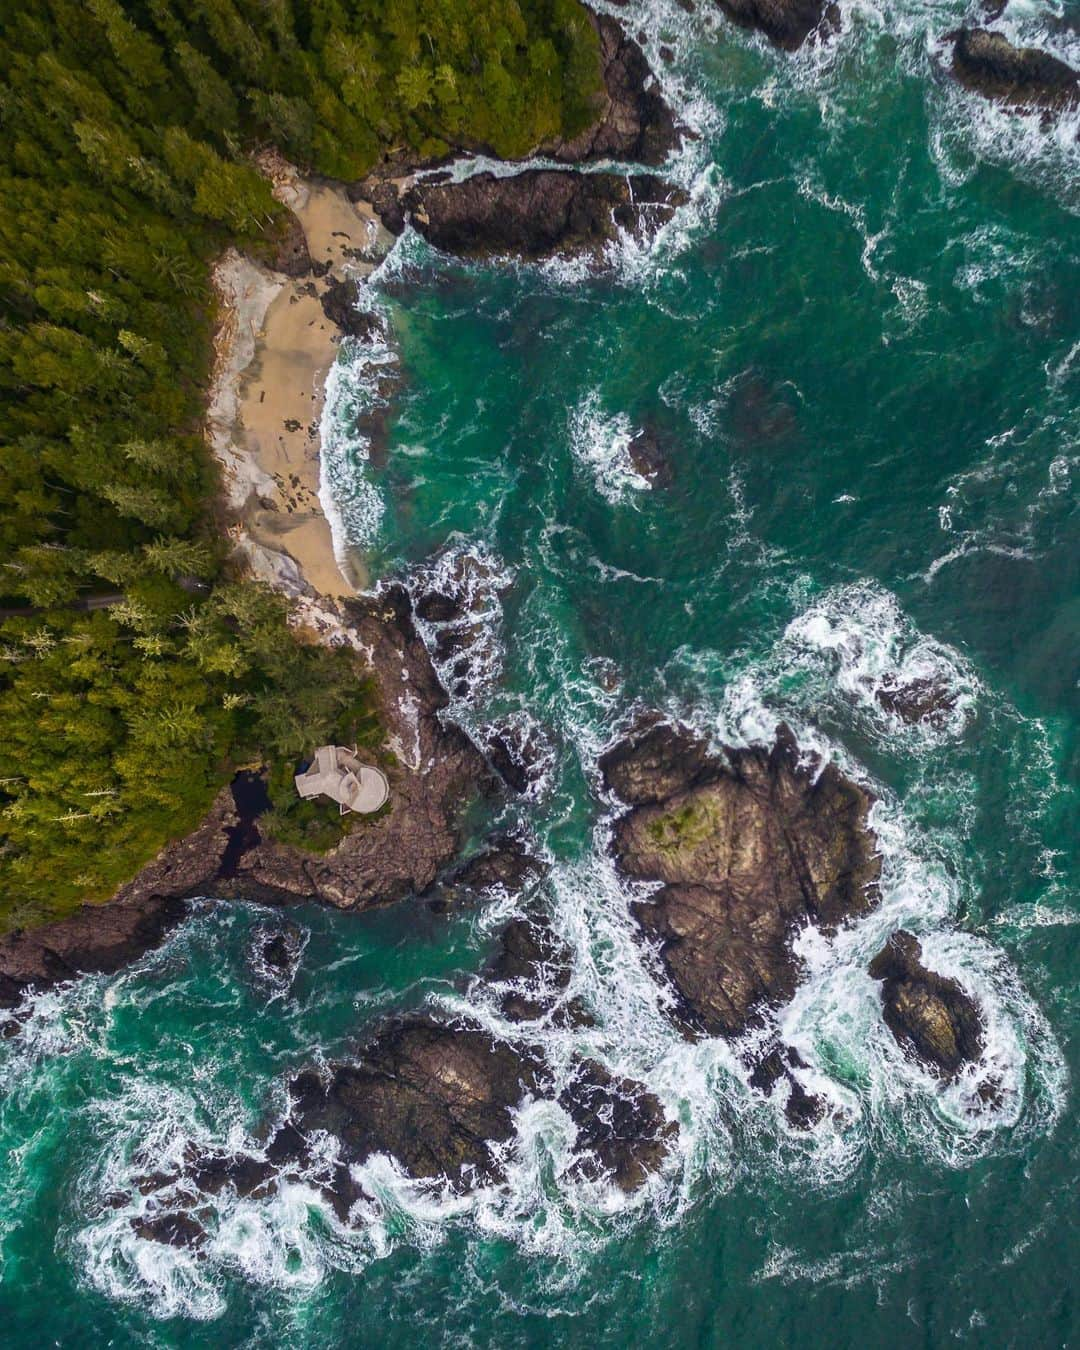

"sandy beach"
[210, 166, 386, 599]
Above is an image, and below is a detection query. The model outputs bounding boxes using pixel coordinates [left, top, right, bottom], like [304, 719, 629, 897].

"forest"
[0, 0, 602, 926]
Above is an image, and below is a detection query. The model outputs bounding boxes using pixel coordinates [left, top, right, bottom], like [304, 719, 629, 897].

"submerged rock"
[0, 894, 190, 1009]
[712, 0, 840, 51]
[131, 1211, 208, 1251]
[869, 931, 985, 1079]
[626, 425, 675, 488]
[376, 171, 688, 262]
[874, 676, 961, 729]
[485, 912, 592, 1026]
[949, 28, 1080, 113]
[482, 717, 554, 797]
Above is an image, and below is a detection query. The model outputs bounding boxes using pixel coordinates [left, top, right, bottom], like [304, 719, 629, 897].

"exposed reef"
[949, 28, 1080, 113]
[869, 931, 986, 1080]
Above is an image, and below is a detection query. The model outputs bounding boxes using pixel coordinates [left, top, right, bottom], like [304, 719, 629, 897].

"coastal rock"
[949, 28, 1080, 113]
[482, 716, 554, 796]
[712, 0, 840, 51]
[869, 931, 985, 1079]
[599, 719, 717, 806]
[485, 912, 592, 1026]
[112, 786, 239, 906]
[609, 721, 880, 1049]
[874, 676, 961, 728]
[270, 207, 312, 276]
[558, 1059, 676, 1190]
[627, 425, 675, 487]
[131, 1211, 208, 1251]
[283, 1019, 541, 1185]
[319, 277, 384, 341]
[0, 893, 190, 1009]
[748, 1045, 826, 1129]
[544, 15, 683, 166]
[221, 584, 493, 910]
[449, 837, 549, 901]
[377, 171, 688, 262]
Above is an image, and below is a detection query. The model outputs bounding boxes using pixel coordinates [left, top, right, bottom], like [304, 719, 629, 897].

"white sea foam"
[318, 289, 397, 558]
[782, 580, 980, 742]
[567, 390, 653, 503]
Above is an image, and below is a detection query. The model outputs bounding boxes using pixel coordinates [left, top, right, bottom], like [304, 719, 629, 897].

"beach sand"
[211, 169, 386, 599]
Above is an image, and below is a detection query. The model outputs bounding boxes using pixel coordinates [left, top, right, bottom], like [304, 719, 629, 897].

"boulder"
[449, 837, 549, 901]
[950, 28, 1080, 112]
[482, 717, 553, 796]
[319, 277, 385, 341]
[869, 931, 984, 1079]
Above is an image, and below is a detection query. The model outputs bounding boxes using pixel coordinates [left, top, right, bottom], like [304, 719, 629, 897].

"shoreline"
[209, 160, 390, 600]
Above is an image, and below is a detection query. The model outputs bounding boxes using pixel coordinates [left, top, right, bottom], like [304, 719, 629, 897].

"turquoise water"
[2, 2, 1078, 1344]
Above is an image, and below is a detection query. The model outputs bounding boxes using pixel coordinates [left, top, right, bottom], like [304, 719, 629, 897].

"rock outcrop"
[485, 912, 591, 1026]
[0, 893, 190, 1009]
[558, 1059, 676, 1190]
[949, 28, 1080, 113]
[712, 0, 840, 52]
[604, 719, 881, 1122]
[869, 931, 985, 1079]
[219, 584, 492, 909]
[874, 676, 961, 728]
[285, 1019, 540, 1186]
[372, 171, 688, 262]
[544, 14, 682, 166]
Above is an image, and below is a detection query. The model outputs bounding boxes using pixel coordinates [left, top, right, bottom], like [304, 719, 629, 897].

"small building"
[294, 745, 389, 815]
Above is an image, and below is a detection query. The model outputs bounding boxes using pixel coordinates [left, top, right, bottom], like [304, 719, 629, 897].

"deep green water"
[2, 2, 1078, 1345]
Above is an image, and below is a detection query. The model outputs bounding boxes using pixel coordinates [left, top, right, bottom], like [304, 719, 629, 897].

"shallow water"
[2, 2, 1078, 1344]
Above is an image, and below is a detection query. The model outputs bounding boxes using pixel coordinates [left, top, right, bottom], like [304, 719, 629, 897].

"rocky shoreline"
[0, 5, 1004, 1226]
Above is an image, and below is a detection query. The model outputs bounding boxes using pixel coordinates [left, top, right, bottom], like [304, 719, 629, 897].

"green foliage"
[0, 0, 602, 927]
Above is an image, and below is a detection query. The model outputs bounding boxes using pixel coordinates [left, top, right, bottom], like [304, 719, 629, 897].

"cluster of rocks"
[601, 717, 990, 1123]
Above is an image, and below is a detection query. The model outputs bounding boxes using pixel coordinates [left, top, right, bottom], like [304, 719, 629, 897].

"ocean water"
[2, 3, 1078, 1344]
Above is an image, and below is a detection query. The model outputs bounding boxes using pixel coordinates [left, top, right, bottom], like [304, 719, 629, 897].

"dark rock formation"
[482, 717, 553, 796]
[270, 208, 312, 276]
[131, 1211, 208, 1250]
[875, 676, 961, 728]
[543, 15, 682, 166]
[319, 277, 385, 341]
[869, 931, 984, 1079]
[748, 1045, 825, 1128]
[606, 721, 880, 1122]
[111, 787, 239, 907]
[284, 1019, 540, 1185]
[600, 718, 717, 806]
[0, 894, 190, 1009]
[449, 837, 548, 901]
[250, 920, 304, 986]
[374, 171, 688, 262]
[950, 28, 1080, 112]
[485, 913, 592, 1026]
[558, 1059, 676, 1189]
[627, 425, 675, 487]
[712, 0, 840, 51]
